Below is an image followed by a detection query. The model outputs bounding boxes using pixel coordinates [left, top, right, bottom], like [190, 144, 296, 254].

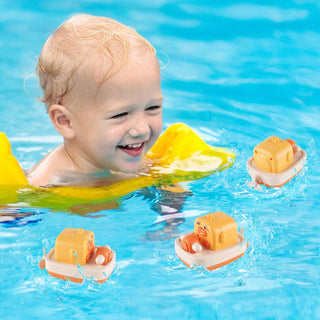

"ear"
[48, 104, 75, 139]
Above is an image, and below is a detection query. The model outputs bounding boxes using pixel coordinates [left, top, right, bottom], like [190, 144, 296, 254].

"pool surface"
[1, 0, 319, 319]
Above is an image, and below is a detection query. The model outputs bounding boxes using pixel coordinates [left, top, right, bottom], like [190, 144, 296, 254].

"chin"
[116, 161, 141, 174]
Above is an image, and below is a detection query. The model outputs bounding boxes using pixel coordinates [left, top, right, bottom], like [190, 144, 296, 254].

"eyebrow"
[149, 96, 164, 104]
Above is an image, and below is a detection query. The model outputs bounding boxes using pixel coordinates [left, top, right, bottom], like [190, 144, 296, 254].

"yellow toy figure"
[193, 212, 237, 251]
[54, 228, 95, 266]
[253, 136, 293, 174]
[181, 212, 238, 253]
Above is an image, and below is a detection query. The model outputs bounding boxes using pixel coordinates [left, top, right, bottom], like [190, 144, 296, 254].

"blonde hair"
[36, 14, 156, 109]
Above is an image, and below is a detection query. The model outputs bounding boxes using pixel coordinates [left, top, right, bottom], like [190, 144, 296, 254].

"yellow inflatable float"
[0, 123, 235, 211]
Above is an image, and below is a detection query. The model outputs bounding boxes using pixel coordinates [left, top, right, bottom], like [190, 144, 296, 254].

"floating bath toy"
[175, 211, 247, 270]
[0, 123, 235, 210]
[39, 228, 116, 283]
[247, 136, 306, 188]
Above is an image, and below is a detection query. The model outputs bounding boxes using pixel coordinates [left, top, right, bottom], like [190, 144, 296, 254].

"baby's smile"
[118, 142, 145, 158]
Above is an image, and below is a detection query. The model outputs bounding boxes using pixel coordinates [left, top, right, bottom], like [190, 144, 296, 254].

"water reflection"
[0, 207, 43, 227]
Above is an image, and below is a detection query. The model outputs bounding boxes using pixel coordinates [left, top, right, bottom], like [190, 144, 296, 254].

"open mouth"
[118, 142, 145, 157]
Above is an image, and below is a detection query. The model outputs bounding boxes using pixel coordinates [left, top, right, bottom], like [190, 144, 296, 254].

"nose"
[128, 115, 150, 139]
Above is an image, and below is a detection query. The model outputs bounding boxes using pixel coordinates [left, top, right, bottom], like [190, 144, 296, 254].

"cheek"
[152, 115, 163, 137]
[108, 127, 125, 142]
[146, 118, 162, 152]
[98, 127, 124, 149]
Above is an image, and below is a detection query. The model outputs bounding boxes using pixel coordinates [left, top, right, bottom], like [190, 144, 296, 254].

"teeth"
[122, 143, 142, 148]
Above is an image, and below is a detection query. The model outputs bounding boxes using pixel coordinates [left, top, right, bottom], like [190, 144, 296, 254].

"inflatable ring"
[0, 123, 235, 210]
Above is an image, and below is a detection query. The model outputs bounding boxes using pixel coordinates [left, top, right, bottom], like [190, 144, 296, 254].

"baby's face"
[69, 52, 163, 173]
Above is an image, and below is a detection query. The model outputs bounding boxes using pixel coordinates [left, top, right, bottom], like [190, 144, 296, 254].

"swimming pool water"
[1, 0, 319, 319]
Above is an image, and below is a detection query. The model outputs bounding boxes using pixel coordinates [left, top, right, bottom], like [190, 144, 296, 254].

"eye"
[203, 225, 207, 230]
[196, 221, 200, 225]
[146, 105, 161, 113]
[110, 112, 128, 119]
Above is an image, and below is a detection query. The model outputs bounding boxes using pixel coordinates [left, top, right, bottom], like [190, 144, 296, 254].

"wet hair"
[36, 14, 156, 110]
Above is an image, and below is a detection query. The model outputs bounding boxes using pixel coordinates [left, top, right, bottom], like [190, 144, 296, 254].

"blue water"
[1, 0, 320, 319]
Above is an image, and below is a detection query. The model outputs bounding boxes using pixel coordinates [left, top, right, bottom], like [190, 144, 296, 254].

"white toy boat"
[39, 246, 116, 283]
[175, 212, 248, 270]
[247, 136, 306, 188]
[39, 228, 116, 283]
[175, 232, 247, 270]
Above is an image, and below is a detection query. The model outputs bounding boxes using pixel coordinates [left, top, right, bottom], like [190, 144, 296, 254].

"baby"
[27, 14, 163, 187]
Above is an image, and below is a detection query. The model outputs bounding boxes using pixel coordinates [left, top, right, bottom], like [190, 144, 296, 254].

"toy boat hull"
[175, 233, 247, 270]
[247, 148, 306, 188]
[41, 247, 116, 283]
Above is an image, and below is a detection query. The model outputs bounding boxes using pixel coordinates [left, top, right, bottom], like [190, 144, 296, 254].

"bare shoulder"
[26, 145, 67, 187]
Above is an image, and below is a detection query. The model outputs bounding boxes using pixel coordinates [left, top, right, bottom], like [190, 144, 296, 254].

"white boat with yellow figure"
[175, 211, 248, 270]
[247, 136, 306, 188]
[39, 228, 116, 283]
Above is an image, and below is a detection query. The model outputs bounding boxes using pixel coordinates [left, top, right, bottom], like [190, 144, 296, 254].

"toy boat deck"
[40, 246, 116, 283]
[247, 147, 306, 188]
[175, 232, 247, 270]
